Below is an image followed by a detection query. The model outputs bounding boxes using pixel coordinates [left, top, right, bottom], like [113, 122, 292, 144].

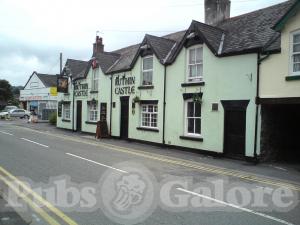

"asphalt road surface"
[0, 121, 299, 225]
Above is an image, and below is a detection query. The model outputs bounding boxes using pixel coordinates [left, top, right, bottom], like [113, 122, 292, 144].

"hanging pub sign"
[74, 82, 88, 97]
[114, 74, 135, 95]
[57, 77, 69, 93]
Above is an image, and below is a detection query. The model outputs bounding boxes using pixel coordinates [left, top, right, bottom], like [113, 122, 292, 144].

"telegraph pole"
[60, 52, 63, 74]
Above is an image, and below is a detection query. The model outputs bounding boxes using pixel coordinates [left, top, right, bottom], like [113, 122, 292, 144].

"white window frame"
[63, 103, 71, 120]
[186, 45, 203, 82]
[184, 100, 201, 137]
[290, 30, 300, 76]
[91, 69, 99, 91]
[88, 102, 98, 122]
[140, 104, 158, 128]
[141, 56, 154, 86]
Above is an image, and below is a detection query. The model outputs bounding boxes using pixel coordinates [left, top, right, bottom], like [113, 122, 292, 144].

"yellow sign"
[50, 87, 57, 96]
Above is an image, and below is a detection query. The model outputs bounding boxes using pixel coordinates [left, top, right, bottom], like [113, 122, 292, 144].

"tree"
[0, 79, 13, 101]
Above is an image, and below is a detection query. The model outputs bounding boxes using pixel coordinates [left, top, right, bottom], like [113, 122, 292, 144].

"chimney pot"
[93, 35, 104, 56]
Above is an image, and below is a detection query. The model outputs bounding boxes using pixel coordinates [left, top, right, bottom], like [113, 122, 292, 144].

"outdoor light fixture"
[91, 98, 97, 105]
[187, 32, 196, 39]
[140, 44, 149, 49]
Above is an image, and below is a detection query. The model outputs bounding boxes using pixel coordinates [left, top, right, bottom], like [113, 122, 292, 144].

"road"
[0, 121, 299, 225]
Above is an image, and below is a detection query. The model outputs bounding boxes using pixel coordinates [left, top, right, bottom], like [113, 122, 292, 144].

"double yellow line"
[0, 166, 78, 225]
[12, 125, 300, 192]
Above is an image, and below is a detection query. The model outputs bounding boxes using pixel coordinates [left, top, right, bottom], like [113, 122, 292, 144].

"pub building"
[57, 0, 300, 161]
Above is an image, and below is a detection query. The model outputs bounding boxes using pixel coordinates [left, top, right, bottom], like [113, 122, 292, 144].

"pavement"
[0, 118, 299, 225]
[0, 196, 29, 225]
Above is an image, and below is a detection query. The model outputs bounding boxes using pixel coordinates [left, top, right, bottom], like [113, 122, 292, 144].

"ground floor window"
[63, 103, 70, 120]
[141, 104, 158, 128]
[185, 100, 201, 136]
[88, 102, 98, 122]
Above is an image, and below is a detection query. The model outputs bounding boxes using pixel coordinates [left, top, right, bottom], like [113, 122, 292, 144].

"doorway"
[222, 100, 249, 159]
[76, 101, 82, 132]
[120, 96, 129, 139]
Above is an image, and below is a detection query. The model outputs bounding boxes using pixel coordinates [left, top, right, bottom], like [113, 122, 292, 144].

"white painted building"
[20, 71, 58, 120]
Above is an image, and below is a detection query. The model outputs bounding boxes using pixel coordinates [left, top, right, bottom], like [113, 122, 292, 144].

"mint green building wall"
[57, 67, 101, 133]
[165, 45, 258, 156]
[109, 55, 164, 142]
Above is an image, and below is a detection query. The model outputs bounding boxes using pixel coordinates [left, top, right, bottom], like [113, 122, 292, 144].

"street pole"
[60, 53, 63, 74]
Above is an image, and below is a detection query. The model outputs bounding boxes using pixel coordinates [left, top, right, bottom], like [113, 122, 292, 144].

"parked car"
[0, 110, 9, 119]
[4, 105, 18, 111]
[9, 109, 31, 119]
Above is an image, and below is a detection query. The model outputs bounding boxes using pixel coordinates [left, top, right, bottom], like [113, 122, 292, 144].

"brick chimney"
[205, 0, 231, 25]
[93, 36, 104, 55]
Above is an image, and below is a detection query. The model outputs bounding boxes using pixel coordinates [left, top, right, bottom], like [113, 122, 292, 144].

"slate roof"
[24, 72, 57, 88]
[36, 73, 58, 87]
[216, 0, 297, 55]
[193, 21, 224, 54]
[64, 59, 89, 80]
[72, 0, 298, 76]
[106, 31, 186, 73]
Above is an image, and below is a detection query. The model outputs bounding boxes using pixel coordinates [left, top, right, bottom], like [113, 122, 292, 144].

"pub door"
[222, 100, 249, 159]
[76, 101, 82, 132]
[120, 96, 129, 139]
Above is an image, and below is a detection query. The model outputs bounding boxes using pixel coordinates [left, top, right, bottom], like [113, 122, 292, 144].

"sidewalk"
[0, 196, 29, 225]
[3, 119, 300, 185]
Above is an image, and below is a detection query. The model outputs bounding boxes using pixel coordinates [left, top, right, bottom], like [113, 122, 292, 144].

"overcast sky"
[0, 0, 286, 86]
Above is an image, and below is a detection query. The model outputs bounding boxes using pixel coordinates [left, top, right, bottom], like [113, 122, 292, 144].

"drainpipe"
[254, 52, 270, 163]
[162, 66, 167, 145]
[72, 77, 75, 132]
[109, 74, 113, 136]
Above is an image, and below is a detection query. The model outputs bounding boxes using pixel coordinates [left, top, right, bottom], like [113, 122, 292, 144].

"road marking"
[0, 166, 79, 225]
[0, 131, 13, 136]
[177, 188, 294, 225]
[11, 126, 300, 192]
[0, 174, 61, 225]
[20, 138, 49, 148]
[66, 153, 128, 173]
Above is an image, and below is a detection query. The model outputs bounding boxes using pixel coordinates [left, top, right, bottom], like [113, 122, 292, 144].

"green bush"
[49, 112, 57, 125]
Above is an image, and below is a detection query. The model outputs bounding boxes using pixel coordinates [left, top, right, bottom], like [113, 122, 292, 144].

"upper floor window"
[91, 69, 99, 91]
[291, 31, 300, 75]
[142, 56, 153, 86]
[30, 82, 38, 88]
[187, 46, 203, 82]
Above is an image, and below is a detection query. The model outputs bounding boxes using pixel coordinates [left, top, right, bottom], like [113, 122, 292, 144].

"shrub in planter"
[49, 112, 57, 125]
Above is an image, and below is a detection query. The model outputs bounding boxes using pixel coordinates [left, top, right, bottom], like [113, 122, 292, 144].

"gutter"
[72, 77, 75, 132]
[109, 74, 113, 136]
[254, 52, 270, 163]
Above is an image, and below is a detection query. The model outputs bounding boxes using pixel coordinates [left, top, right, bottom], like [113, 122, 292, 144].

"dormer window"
[142, 56, 153, 85]
[142, 56, 153, 86]
[187, 46, 203, 82]
[291, 30, 300, 75]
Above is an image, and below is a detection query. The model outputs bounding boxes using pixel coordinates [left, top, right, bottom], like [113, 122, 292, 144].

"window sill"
[136, 127, 159, 132]
[85, 121, 97, 125]
[62, 119, 71, 122]
[286, 75, 300, 81]
[179, 135, 203, 142]
[138, 85, 154, 90]
[181, 81, 205, 87]
[90, 91, 99, 94]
